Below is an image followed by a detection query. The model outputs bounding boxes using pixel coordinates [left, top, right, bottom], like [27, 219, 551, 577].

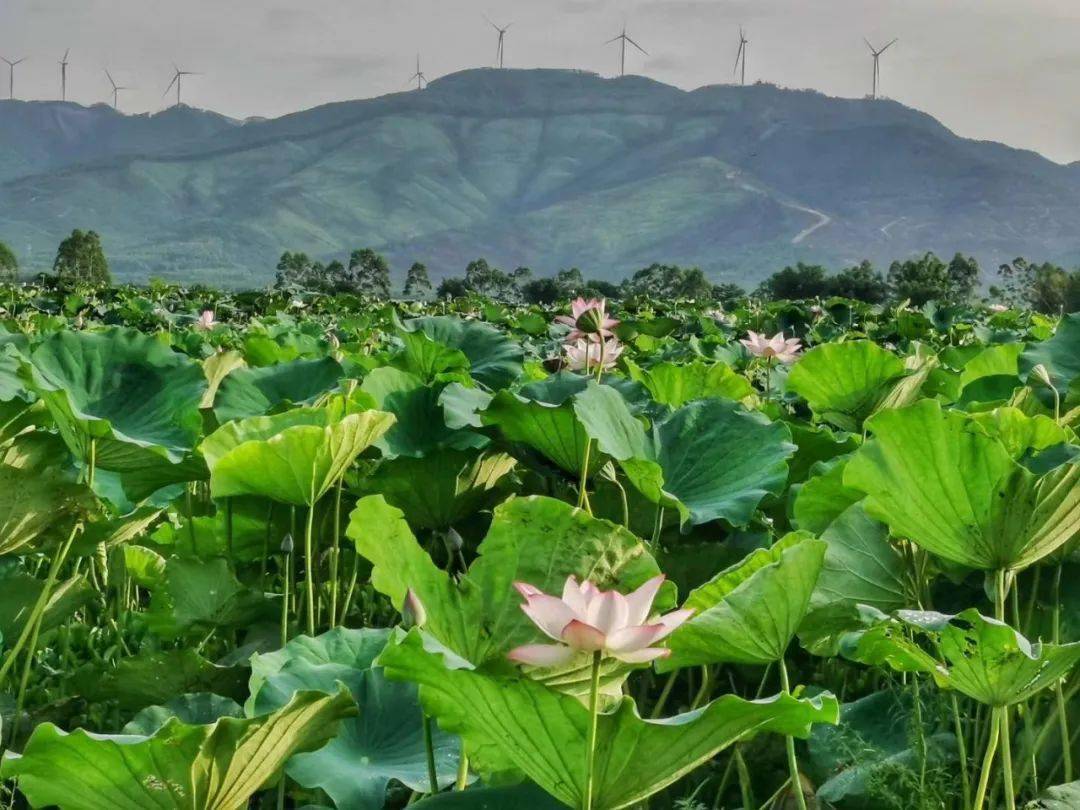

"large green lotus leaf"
[379, 629, 839, 810]
[0, 343, 28, 402]
[402, 315, 523, 390]
[959, 343, 1024, 388]
[247, 626, 390, 710]
[896, 609, 1080, 706]
[200, 350, 246, 409]
[660, 533, 826, 670]
[969, 406, 1068, 460]
[784, 420, 860, 485]
[28, 328, 206, 464]
[363, 449, 517, 530]
[208, 409, 395, 504]
[74, 648, 248, 711]
[394, 328, 472, 384]
[1, 688, 355, 810]
[122, 693, 244, 735]
[482, 389, 600, 476]
[146, 556, 276, 639]
[360, 367, 486, 458]
[201, 407, 333, 468]
[0, 573, 93, 642]
[806, 690, 957, 807]
[845, 399, 1080, 571]
[1025, 781, 1080, 809]
[213, 356, 344, 422]
[347, 494, 666, 669]
[625, 359, 752, 408]
[0, 462, 86, 555]
[787, 340, 906, 430]
[251, 627, 462, 809]
[575, 383, 795, 527]
[1021, 312, 1080, 391]
[791, 455, 863, 534]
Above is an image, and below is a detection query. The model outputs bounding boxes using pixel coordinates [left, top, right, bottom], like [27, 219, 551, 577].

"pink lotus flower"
[195, 310, 217, 330]
[740, 330, 802, 364]
[508, 575, 693, 667]
[564, 337, 623, 372]
[555, 298, 619, 342]
[989, 303, 1008, 313]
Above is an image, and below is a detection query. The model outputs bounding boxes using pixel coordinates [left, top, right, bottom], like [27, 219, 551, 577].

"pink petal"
[514, 581, 544, 598]
[561, 619, 607, 651]
[650, 608, 695, 642]
[606, 624, 667, 653]
[625, 575, 665, 626]
[613, 647, 670, 664]
[520, 594, 578, 641]
[561, 576, 588, 616]
[587, 590, 630, 635]
[508, 644, 576, 667]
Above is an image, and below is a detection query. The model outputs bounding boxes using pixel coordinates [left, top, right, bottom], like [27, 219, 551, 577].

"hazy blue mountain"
[1, 68, 1078, 287]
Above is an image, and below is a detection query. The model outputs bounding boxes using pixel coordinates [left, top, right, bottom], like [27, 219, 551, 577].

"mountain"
[1, 68, 1078, 287]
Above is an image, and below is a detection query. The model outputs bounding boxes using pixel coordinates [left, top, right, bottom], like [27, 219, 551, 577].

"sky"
[3, 0, 1080, 163]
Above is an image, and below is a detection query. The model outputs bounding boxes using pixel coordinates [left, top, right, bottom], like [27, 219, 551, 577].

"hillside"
[1, 68, 1078, 287]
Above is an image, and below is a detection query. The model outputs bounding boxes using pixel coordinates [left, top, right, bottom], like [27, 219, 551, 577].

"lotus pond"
[0, 282, 1076, 810]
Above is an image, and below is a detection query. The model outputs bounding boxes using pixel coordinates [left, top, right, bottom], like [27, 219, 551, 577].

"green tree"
[830, 260, 887, 303]
[403, 262, 432, 298]
[887, 252, 977, 305]
[0, 241, 17, 283]
[712, 282, 746, 304]
[348, 248, 392, 298]
[995, 258, 1072, 314]
[53, 229, 110, 285]
[462, 258, 519, 300]
[436, 276, 471, 299]
[622, 263, 714, 299]
[521, 277, 563, 304]
[946, 252, 980, 302]
[757, 263, 829, 300]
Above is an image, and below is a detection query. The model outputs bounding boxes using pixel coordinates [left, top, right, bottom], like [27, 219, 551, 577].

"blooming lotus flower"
[508, 575, 693, 667]
[195, 310, 216, 330]
[740, 330, 802, 364]
[556, 297, 619, 341]
[564, 337, 623, 372]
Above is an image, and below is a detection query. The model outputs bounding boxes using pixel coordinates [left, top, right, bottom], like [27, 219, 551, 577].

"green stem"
[281, 548, 292, 647]
[304, 500, 316, 636]
[778, 657, 807, 810]
[734, 746, 755, 810]
[1053, 563, 1073, 783]
[583, 650, 602, 810]
[911, 672, 927, 794]
[225, 496, 234, 559]
[974, 707, 1002, 810]
[577, 439, 593, 511]
[650, 504, 664, 547]
[650, 670, 677, 719]
[455, 748, 469, 791]
[1001, 705, 1016, 810]
[330, 478, 343, 625]
[423, 714, 439, 794]
[951, 693, 972, 809]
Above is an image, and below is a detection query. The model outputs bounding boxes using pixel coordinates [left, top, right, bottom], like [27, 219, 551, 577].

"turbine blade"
[105, 69, 116, 88]
[63, 48, 70, 61]
[863, 37, 875, 52]
[163, 74, 178, 96]
[880, 37, 898, 52]
[605, 34, 622, 44]
[626, 35, 647, 54]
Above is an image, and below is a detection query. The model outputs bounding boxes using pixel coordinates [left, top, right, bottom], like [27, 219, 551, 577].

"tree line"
[2, 231, 1079, 312]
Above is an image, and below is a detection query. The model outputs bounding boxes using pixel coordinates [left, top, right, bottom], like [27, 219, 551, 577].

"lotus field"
[0, 282, 1078, 810]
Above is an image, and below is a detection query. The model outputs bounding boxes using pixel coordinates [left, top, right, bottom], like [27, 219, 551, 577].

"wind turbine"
[2, 57, 26, 100]
[734, 27, 748, 86]
[105, 69, 129, 110]
[163, 65, 199, 107]
[408, 54, 427, 90]
[606, 25, 647, 77]
[484, 16, 511, 68]
[864, 37, 897, 99]
[59, 49, 70, 100]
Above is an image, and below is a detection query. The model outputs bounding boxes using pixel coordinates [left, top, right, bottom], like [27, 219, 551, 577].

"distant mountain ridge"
[1, 67, 1078, 287]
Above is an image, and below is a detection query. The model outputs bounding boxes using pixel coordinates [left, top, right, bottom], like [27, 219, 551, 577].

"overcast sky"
[4, 0, 1080, 162]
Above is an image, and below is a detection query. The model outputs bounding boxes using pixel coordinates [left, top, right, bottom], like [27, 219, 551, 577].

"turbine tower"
[734, 28, 748, 86]
[485, 16, 511, 68]
[864, 37, 897, 99]
[59, 49, 70, 100]
[408, 54, 427, 90]
[606, 25, 647, 77]
[163, 65, 199, 107]
[105, 69, 129, 110]
[2, 57, 26, 100]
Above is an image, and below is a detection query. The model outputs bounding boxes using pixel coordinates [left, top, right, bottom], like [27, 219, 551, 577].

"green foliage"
[886, 251, 979, 305]
[0, 240, 17, 282]
[53, 229, 110, 285]
[404, 261, 433, 297]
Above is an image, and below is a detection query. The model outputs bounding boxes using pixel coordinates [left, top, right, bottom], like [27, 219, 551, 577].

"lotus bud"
[1031, 364, 1053, 388]
[402, 588, 427, 629]
[280, 532, 294, 554]
[444, 526, 464, 552]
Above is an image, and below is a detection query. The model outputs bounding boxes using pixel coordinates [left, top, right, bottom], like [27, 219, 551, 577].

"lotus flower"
[564, 337, 623, 372]
[508, 575, 693, 667]
[989, 303, 1008, 313]
[556, 297, 619, 341]
[195, 310, 216, 330]
[740, 330, 802, 364]
[402, 588, 427, 629]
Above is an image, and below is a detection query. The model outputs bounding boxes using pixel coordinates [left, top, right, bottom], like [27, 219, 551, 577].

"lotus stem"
[1053, 563, 1073, 783]
[329, 477, 344, 625]
[974, 707, 1001, 810]
[734, 746, 755, 810]
[304, 499, 317, 636]
[1000, 705, 1017, 810]
[225, 496, 234, 559]
[577, 439, 593, 512]
[583, 650, 603, 810]
[423, 713, 439, 794]
[455, 747, 469, 790]
[778, 657, 807, 810]
[950, 693, 972, 808]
